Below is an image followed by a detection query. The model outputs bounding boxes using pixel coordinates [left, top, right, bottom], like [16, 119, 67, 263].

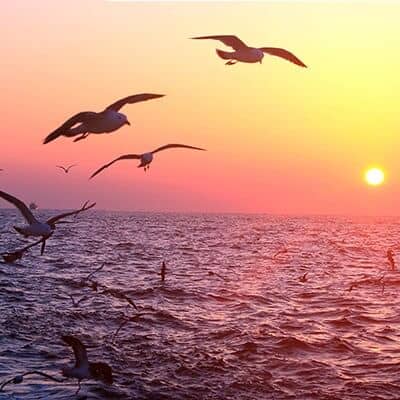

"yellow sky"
[1, 1, 399, 214]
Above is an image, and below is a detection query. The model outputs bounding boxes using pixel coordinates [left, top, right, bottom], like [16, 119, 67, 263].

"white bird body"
[221, 47, 264, 63]
[79, 110, 129, 134]
[62, 364, 90, 381]
[139, 152, 154, 167]
[43, 93, 164, 144]
[16, 222, 53, 238]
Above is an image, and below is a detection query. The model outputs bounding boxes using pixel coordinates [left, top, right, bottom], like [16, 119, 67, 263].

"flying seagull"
[90, 143, 206, 178]
[57, 164, 77, 174]
[0, 190, 95, 254]
[192, 35, 307, 67]
[61, 335, 113, 395]
[43, 93, 165, 144]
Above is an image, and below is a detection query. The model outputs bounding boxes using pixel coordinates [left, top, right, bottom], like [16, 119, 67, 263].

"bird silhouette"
[90, 143, 205, 178]
[43, 93, 164, 144]
[61, 335, 113, 395]
[192, 35, 307, 67]
[56, 164, 77, 173]
[0, 190, 95, 254]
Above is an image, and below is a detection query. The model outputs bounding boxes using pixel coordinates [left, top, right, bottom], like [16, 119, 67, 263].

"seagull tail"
[216, 49, 234, 60]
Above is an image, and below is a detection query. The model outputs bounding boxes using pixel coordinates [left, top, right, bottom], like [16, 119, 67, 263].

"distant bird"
[160, 261, 166, 282]
[43, 93, 165, 144]
[348, 283, 356, 292]
[387, 249, 396, 271]
[192, 35, 307, 67]
[299, 272, 308, 283]
[68, 294, 88, 308]
[61, 335, 113, 395]
[90, 144, 206, 178]
[0, 190, 95, 254]
[57, 164, 77, 174]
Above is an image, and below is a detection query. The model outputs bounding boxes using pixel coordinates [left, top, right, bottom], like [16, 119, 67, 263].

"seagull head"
[116, 112, 130, 126]
[252, 48, 264, 63]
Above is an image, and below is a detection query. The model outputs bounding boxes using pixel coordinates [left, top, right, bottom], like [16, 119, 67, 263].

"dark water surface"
[1, 211, 400, 399]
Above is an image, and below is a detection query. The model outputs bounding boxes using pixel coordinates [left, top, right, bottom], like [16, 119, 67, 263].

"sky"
[1, 0, 400, 215]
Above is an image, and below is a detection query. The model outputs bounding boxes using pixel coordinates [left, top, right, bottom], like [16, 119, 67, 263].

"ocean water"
[1, 210, 400, 399]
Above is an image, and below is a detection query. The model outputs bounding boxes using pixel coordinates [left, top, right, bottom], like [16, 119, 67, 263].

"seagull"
[90, 143, 206, 178]
[68, 294, 88, 308]
[192, 35, 307, 67]
[160, 261, 166, 282]
[387, 249, 396, 271]
[43, 93, 165, 144]
[299, 272, 308, 283]
[61, 335, 113, 395]
[57, 164, 77, 174]
[0, 190, 95, 254]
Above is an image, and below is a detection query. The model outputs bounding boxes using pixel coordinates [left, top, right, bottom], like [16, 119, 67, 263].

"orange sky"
[1, 1, 400, 215]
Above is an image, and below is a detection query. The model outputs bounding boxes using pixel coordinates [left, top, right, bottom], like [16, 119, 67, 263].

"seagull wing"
[89, 154, 141, 179]
[191, 35, 247, 50]
[62, 335, 89, 368]
[66, 164, 77, 172]
[259, 47, 307, 67]
[105, 94, 165, 112]
[0, 190, 37, 224]
[151, 144, 206, 154]
[43, 112, 98, 144]
[56, 166, 67, 173]
[46, 201, 96, 225]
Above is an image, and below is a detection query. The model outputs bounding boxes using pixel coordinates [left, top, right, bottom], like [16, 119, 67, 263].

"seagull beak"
[125, 121, 131, 126]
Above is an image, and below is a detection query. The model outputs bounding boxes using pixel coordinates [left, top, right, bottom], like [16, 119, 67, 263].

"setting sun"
[365, 168, 385, 186]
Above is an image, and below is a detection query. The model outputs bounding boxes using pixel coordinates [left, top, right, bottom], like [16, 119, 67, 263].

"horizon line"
[0, 207, 399, 219]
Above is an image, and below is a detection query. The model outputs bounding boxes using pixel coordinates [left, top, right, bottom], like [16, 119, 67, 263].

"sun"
[364, 167, 385, 186]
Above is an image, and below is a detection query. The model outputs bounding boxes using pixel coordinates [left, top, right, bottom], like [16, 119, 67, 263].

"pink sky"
[1, 1, 400, 215]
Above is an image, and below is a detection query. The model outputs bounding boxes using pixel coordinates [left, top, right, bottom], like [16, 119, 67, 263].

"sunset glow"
[365, 168, 385, 186]
[2, 2, 400, 400]
[1, 1, 400, 215]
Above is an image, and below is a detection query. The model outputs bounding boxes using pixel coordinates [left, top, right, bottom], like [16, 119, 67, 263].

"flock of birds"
[0, 34, 307, 396]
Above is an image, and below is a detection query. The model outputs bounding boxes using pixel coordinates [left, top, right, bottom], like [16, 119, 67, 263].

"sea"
[1, 210, 400, 400]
